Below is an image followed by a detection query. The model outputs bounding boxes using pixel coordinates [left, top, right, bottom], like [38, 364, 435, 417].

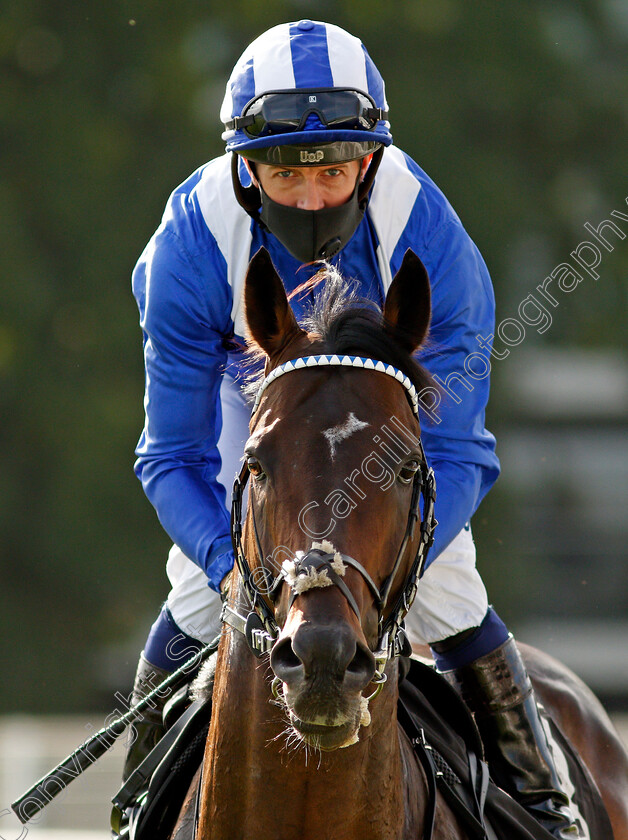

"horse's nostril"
[343, 642, 376, 694]
[272, 628, 376, 694]
[271, 637, 303, 684]
[347, 645, 375, 677]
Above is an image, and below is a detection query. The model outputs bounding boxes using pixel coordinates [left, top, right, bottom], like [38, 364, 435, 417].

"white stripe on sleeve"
[368, 146, 421, 292]
[196, 155, 254, 336]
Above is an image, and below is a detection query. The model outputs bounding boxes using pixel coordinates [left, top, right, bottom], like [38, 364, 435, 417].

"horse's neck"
[196, 628, 425, 840]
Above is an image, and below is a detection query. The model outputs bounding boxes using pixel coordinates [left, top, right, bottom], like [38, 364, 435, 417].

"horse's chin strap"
[222, 453, 437, 672]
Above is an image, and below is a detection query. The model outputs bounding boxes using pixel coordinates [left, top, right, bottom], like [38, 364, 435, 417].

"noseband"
[221, 354, 437, 677]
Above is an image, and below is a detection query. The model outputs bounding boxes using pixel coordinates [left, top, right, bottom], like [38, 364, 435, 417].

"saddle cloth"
[111, 657, 613, 840]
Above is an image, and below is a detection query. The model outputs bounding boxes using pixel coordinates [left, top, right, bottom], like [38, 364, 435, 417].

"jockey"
[126, 20, 581, 838]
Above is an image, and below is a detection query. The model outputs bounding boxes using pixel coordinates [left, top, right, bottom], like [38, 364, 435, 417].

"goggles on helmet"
[224, 88, 388, 139]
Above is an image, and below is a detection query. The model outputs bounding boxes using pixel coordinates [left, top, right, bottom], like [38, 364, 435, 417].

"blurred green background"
[1, 0, 627, 714]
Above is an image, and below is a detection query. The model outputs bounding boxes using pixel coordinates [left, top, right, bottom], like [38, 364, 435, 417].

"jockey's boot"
[121, 651, 172, 782]
[441, 636, 582, 839]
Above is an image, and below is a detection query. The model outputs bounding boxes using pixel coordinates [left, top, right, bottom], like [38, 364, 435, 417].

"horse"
[172, 248, 628, 840]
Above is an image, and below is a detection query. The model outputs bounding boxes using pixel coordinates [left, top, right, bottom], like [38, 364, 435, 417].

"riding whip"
[10, 635, 220, 825]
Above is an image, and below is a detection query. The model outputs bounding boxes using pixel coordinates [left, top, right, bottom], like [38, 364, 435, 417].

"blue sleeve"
[393, 187, 500, 561]
[132, 210, 236, 591]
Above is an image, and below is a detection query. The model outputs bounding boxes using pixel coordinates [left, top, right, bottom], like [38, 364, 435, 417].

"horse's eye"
[398, 458, 420, 484]
[246, 455, 266, 481]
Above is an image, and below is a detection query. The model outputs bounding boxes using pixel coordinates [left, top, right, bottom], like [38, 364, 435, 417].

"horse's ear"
[383, 249, 431, 354]
[244, 248, 305, 357]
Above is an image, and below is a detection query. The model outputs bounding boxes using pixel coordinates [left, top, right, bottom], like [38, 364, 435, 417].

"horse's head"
[232, 248, 435, 752]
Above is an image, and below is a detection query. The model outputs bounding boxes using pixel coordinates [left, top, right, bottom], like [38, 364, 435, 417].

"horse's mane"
[243, 263, 434, 401]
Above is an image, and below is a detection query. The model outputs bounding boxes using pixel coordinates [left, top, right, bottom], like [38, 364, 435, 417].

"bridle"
[221, 354, 437, 680]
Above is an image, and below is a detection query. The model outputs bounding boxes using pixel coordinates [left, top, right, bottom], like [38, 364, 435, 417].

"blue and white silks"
[132, 145, 500, 591]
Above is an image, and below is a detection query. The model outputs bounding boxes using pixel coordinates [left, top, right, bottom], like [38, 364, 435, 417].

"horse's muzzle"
[271, 620, 376, 748]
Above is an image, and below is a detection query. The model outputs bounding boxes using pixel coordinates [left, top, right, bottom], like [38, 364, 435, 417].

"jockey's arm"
[408, 211, 500, 561]
[132, 218, 235, 592]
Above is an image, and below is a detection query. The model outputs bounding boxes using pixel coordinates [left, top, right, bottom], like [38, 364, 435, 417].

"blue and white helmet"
[221, 20, 392, 165]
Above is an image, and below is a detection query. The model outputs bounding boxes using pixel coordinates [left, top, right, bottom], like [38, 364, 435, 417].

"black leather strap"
[397, 699, 436, 840]
[112, 699, 210, 819]
[397, 695, 492, 840]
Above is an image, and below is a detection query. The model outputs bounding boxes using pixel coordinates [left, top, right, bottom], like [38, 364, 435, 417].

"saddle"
[111, 658, 612, 840]
[111, 690, 212, 839]
[398, 658, 612, 840]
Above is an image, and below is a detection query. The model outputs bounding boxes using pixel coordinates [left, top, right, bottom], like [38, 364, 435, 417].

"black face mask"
[258, 177, 364, 262]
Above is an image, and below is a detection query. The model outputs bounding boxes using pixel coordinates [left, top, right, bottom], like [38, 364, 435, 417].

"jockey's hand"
[219, 569, 232, 599]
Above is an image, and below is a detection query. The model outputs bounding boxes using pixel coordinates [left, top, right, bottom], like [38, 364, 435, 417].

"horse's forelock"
[304, 265, 434, 396]
[243, 263, 434, 403]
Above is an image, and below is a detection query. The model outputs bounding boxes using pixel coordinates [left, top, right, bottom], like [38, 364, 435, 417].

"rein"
[221, 354, 437, 677]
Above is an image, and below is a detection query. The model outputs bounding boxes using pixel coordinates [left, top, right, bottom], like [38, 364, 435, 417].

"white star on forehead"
[323, 412, 370, 461]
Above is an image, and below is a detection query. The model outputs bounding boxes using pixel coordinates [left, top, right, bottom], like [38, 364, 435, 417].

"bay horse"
[173, 248, 628, 839]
